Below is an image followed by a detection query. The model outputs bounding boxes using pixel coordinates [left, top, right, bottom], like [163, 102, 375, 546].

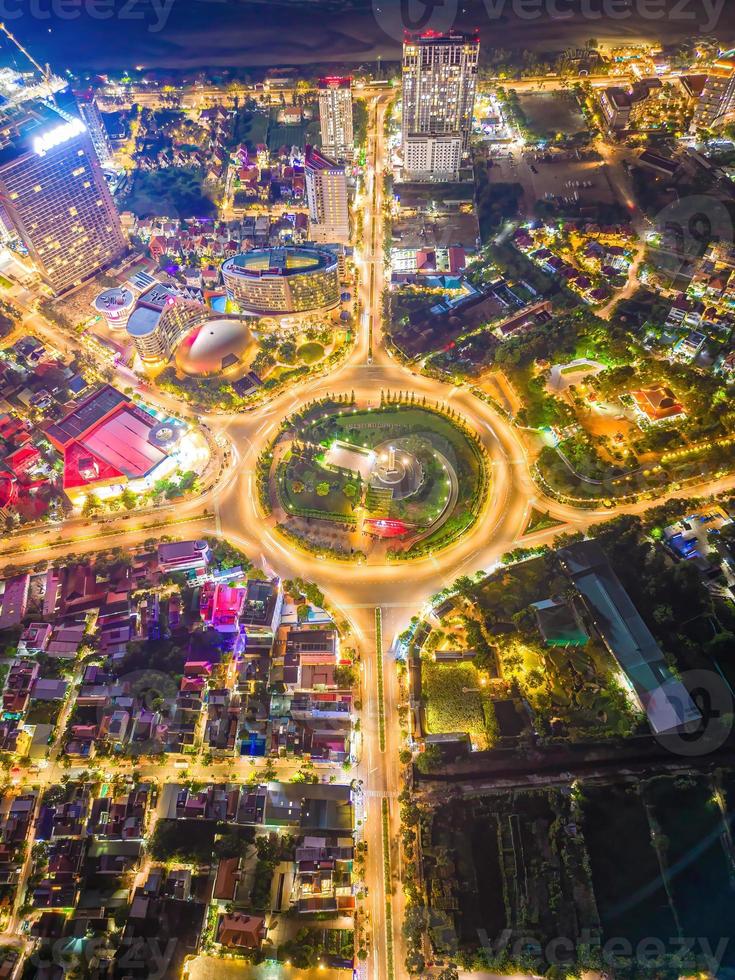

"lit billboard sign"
[33, 118, 86, 157]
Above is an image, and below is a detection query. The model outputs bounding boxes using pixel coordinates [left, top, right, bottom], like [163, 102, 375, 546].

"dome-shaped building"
[174, 318, 256, 377]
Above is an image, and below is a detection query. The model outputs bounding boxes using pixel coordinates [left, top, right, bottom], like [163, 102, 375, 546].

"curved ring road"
[4, 95, 735, 980]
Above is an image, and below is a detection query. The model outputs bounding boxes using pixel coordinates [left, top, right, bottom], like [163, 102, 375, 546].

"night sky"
[10, 0, 735, 73]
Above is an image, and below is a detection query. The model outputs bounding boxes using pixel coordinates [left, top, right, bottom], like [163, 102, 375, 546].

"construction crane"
[0, 23, 52, 83]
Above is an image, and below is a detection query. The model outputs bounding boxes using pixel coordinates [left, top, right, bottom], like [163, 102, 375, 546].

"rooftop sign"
[33, 118, 86, 157]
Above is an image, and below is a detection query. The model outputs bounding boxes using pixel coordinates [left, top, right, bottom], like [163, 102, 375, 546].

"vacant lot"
[581, 781, 676, 946]
[518, 92, 587, 137]
[422, 659, 493, 748]
[123, 167, 216, 219]
[644, 775, 733, 952]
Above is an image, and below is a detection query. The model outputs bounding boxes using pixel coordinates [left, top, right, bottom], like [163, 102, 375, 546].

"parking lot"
[486, 148, 618, 215]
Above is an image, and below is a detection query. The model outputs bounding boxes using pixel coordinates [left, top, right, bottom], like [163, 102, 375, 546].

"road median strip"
[375, 607, 386, 752]
[381, 796, 395, 980]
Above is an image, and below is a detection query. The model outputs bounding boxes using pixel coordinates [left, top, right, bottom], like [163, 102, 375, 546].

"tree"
[291, 480, 305, 494]
[334, 664, 356, 688]
[437, 967, 459, 980]
[315, 482, 330, 497]
[120, 487, 137, 511]
[343, 482, 358, 500]
[82, 493, 102, 517]
[415, 743, 442, 774]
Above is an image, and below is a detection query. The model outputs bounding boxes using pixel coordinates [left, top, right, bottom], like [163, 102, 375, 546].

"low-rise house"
[212, 856, 241, 904]
[17, 623, 53, 655]
[30, 678, 68, 702]
[0, 574, 29, 630]
[217, 912, 266, 949]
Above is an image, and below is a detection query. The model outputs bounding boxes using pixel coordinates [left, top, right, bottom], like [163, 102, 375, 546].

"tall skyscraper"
[304, 146, 350, 245]
[0, 90, 126, 295]
[691, 55, 735, 131]
[401, 30, 479, 178]
[318, 77, 354, 161]
[74, 89, 113, 168]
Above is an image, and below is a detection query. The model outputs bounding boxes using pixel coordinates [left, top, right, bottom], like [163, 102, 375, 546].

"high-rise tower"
[318, 77, 354, 161]
[401, 30, 479, 179]
[0, 91, 126, 294]
[304, 146, 350, 245]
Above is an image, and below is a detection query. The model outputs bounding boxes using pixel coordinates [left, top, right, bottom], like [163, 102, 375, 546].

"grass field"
[280, 452, 355, 520]
[123, 167, 216, 219]
[297, 341, 325, 365]
[518, 92, 587, 137]
[422, 659, 494, 748]
[267, 113, 320, 151]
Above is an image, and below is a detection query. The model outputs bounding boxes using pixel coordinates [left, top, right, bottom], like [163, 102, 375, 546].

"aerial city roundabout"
[257, 392, 491, 564]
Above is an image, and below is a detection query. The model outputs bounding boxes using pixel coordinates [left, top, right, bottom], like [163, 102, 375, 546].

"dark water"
[10, 0, 735, 72]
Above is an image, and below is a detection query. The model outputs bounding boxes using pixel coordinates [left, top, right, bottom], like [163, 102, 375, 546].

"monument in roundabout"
[260, 394, 489, 563]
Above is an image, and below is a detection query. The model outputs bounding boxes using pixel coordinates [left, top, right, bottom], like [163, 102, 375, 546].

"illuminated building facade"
[691, 56, 735, 130]
[401, 30, 479, 173]
[74, 89, 114, 168]
[92, 286, 135, 330]
[126, 283, 206, 363]
[304, 146, 350, 244]
[0, 91, 126, 294]
[403, 133, 462, 181]
[318, 76, 354, 161]
[222, 247, 340, 316]
[44, 384, 175, 505]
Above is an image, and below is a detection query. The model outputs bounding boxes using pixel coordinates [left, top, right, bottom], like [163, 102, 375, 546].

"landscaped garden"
[279, 446, 358, 524]
[270, 395, 489, 561]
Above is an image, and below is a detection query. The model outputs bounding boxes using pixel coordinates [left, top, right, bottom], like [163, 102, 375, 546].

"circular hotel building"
[92, 286, 135, 330]
[222, 247, 340, 317]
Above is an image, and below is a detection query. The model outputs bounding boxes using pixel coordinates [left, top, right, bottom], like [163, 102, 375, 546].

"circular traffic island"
[265, 397, 489, 563]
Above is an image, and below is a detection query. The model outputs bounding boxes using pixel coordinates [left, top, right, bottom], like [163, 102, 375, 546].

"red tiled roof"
[63, 442, 123, 491]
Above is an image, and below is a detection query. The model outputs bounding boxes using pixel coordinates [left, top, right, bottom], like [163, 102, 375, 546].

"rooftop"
[45, 385, 129, 450]
[224, 246, 336, 278]
[559, 541, 700, 734]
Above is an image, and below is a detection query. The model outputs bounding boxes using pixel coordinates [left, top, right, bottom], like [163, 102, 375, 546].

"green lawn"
[267, 112, 320, 151]
[422, 659, 494, 748]
[308, 405, 483, 509]
[297, 341, 325, 365]
[281, 452, 355, 520]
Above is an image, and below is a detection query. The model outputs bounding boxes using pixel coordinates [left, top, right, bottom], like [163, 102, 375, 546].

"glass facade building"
[0, 92, 126, 295]
[222, 247, 340, 316]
